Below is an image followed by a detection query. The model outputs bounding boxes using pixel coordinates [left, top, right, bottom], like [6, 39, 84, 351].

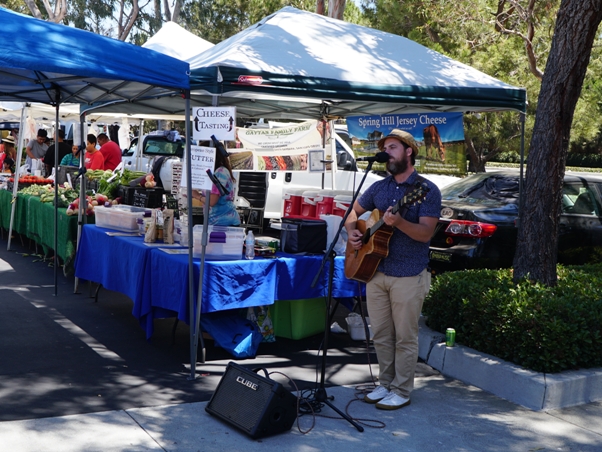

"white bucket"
[346, 314, 373, 341]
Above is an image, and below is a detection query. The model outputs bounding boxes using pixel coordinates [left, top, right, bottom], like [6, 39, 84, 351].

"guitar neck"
[361, 182, 429, 243]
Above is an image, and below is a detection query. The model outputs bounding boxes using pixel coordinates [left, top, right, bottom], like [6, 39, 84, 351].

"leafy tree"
[513, 1, 602, 285]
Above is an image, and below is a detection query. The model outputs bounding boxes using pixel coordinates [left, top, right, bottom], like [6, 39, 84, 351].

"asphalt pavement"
[1, 233, 602, 451]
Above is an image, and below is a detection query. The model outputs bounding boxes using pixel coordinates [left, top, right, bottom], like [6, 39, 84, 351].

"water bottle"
[245, 230, 255, 260]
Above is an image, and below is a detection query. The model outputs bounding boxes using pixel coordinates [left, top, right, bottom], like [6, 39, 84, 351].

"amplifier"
[205, 362, 297, 439]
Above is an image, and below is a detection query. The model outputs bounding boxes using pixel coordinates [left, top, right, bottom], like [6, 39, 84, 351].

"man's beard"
[387, 154, 409, 175]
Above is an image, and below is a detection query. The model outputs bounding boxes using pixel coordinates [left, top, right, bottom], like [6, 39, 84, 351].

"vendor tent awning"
[88, 7, 526, 120]
[188, 6, 526, 117]
[0, 7, 189, 106]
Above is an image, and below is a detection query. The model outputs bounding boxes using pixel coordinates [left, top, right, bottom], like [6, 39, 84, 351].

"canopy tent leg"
[185, 93, 206, 380]
[7, 105, 28, 252]
[53, 92, 60, 296]
[74, 114, 88, 294]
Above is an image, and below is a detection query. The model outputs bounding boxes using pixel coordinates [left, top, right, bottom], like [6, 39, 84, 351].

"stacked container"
[300, 190, 321, 219]
[332, 191, 354, 217]
[315, 189, 337, 217]
[193, 225, 246, 260]
[282, 188, 306, 217]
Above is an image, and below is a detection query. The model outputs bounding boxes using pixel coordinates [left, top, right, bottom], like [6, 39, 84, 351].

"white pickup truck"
[122, 127, 384, 224]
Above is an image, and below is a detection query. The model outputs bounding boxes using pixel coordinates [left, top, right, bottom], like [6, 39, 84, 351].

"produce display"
[8, 175, 54, 185]
[87, 169, 148, 199]
[6, 168, 153, 216]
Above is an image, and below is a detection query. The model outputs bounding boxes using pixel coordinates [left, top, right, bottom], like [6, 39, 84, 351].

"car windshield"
[441, 173, 520, 203]
[144, 137, 182, 156]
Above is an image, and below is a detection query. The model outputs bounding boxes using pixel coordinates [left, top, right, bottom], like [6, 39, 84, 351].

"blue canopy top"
[0, 7, 189, 106]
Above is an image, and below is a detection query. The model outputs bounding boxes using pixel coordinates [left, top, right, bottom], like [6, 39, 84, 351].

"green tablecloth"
[0, 189, 94, 272]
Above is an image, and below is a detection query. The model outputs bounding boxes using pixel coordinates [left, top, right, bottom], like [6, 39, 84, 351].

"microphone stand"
[307, 159, 378, 433]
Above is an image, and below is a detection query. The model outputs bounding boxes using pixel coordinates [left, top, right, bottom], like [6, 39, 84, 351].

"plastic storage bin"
[282, 188, 306, 217]
[271, 298, 326, 339]
[193, 225, 246, 260]
[94, 205, 151, 232]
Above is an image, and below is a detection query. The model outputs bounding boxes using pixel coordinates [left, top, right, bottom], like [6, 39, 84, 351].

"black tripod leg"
[314, 387, 364, 432]
[309, 251, 364, 432]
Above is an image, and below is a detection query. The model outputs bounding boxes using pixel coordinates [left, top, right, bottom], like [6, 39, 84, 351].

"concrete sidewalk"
[2, 381, 601, 452]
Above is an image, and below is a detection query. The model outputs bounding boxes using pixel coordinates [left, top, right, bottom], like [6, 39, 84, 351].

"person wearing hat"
[0, 135, 16, 169]
[26, 128, 49, 173]
[345, 128, 442, 410]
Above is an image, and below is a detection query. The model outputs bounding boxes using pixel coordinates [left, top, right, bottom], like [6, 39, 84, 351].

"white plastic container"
[346, 314, 374, 341]
[94, 205, 151, 232]
[193, 225, 246, 260]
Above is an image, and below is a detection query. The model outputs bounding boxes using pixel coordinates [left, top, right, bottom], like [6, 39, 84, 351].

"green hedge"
[423, 265, 602, 373]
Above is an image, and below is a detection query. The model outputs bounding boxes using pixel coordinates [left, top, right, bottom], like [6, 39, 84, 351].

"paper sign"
[192, 106, 236, 141]
[180, 146, 215, 190]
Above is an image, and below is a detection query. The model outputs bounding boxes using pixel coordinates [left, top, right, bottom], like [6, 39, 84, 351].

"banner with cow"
[346, 113, 466, 176]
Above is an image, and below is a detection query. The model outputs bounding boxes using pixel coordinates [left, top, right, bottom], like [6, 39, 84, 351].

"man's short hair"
[37, 129, 48, 138]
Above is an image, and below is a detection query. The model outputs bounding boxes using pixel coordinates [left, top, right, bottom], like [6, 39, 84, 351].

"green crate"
[271, 298, 327, 340]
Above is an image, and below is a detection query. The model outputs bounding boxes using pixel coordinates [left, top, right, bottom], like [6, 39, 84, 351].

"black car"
[428, 169, 602, 273]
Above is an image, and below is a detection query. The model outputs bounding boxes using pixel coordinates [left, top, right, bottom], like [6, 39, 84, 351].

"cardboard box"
[271, 298, 326, 339]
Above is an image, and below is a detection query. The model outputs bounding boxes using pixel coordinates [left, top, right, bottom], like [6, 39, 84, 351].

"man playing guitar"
[345, 129, 441, 410]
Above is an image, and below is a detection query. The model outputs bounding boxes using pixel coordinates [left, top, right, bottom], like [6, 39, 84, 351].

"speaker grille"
[206, 362, 298, 439]
[210, 367, 274, 431]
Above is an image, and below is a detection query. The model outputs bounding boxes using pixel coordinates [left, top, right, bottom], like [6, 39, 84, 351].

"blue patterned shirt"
[358, 171, 441, 277]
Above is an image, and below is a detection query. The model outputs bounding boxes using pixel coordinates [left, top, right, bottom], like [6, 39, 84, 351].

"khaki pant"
[366, 269, 431, 398]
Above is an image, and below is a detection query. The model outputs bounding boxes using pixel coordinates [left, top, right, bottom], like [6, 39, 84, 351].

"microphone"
[356, 152, 390, 163]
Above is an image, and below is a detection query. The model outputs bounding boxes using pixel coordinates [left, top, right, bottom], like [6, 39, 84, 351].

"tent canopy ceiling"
[0, 7, 190, 107]
[142, 21, 214, 62]
[84, 7, 526, 120]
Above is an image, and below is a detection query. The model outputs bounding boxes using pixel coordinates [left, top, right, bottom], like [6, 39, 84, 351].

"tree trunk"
[465, 137, 486, 172]
[316, 0, 325, 15]
[512, 0, 602, 285]
[328, 0, 346, 20]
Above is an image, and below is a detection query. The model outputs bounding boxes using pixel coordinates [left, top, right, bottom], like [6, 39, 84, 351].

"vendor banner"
[233, 120, 325, 172]
[346, 113, 466, 176]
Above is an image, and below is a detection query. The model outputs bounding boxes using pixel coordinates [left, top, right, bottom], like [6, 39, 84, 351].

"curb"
[418, 317, 602, 411]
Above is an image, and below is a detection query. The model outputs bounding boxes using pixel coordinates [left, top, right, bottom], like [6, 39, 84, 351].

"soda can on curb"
[445, 328, 456, 347]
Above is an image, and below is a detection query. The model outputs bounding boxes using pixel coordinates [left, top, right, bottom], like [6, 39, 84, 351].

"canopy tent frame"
[80, 6, 528, 380]
[0, 7, 190, 298]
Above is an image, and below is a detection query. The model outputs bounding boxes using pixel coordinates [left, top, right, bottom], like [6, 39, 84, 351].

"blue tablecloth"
[74, 225, 364, 339]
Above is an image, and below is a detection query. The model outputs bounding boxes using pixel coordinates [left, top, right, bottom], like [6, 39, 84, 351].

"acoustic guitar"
[344, 182, 430, 283]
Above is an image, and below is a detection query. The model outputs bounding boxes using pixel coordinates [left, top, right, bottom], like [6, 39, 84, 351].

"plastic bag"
[247, 306, 276, 342]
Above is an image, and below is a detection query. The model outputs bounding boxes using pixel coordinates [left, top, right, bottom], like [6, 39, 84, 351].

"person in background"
[97, 132, 122, 171]
[84, 134, 104, 170]
[191, 150, 241, 226]
[61, 144, 81, 167]
[26, 129, 48, 173]
[43, 129, 71, 176]
[0, 135, 16, 167]
[2, 156, 15, 173]
[345, 129, 441, 410]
